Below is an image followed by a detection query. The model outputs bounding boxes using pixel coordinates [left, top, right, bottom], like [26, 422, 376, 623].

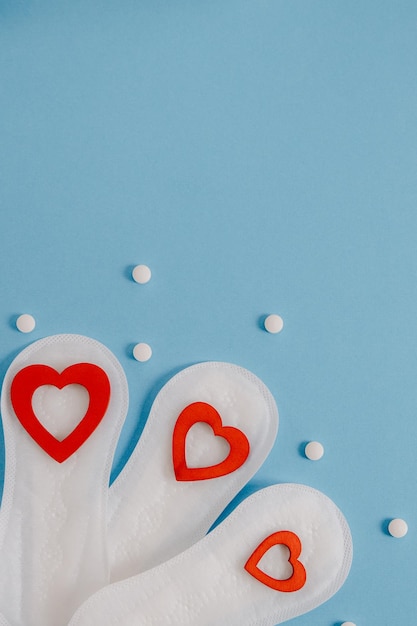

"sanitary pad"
[70, 484, 353, 626]
[0, 335, 128, 626]
[108, 360, 278, 580]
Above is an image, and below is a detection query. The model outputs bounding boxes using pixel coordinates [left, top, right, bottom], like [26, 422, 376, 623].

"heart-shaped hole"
[256, 544, 293, 581]
[32, 385, 90, 441]
[185, 422, 231, 468]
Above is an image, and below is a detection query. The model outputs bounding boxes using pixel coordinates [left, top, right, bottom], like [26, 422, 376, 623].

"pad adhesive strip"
[108, 362, 278, 581]
[70, 484, 353, 626]
[0, 335, 128, 626]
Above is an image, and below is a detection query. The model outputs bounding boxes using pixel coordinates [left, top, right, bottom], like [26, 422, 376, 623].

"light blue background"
[1, 1, 416, 624]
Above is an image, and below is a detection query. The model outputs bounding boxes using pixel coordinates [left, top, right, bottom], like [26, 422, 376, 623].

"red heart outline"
[172, 401, 250, 481]
[10, 363, 111, 463]
[244, 530, 307, 592]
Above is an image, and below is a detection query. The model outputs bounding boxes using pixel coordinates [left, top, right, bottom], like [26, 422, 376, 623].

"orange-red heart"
[244, 530, 307, 592]
[172, 401, 250, 481]
[10, 363, 111, 463]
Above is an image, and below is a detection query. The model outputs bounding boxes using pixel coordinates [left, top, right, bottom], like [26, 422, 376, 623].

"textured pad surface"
[108, 362, 278, 581]
[0, 335, 128, 626]
[70, 484, 353, 626]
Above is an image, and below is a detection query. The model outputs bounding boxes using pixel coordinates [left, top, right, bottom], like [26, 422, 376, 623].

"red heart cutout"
[10, 363, 111, 463]
[172, 401, 250, 481]
[244, 530, 306, 592]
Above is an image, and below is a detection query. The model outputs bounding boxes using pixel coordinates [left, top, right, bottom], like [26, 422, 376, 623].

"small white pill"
[304, 441, 324, 461]
[133, 343, 152, 362]
[132, 265, 151, 284]
[341, 622, 356, 626]
[16, 314, 36, 333]
[264, 314, 284, 334]
[388, 518, 408, 538]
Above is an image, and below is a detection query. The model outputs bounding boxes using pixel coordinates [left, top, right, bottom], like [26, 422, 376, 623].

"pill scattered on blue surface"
[132, 265, 151, 284]
[16, 314, 36, 333]
[304, 441, 324, 461]
[133, 343, 152, 362]
[388, 518, 408, 538]
[264, 314, 284, 333]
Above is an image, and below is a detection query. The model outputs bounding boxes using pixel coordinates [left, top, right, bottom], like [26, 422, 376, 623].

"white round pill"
[388, 518, 408, 538]
[341, 622, 356, 626]
[133, 343, 152, 362]
[16, 314, 36, 333]
[264, 314, 284, 334]
[304, 441, 324, 461]
[132, 265, 151, 284]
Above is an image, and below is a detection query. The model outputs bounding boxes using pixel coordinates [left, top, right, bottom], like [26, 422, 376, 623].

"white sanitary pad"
[0, 335, 128, 626]
[108, 361, 279, 580]
[70, 484, 353, 626]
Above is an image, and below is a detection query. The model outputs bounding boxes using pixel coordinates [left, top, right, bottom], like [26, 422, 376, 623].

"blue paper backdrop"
[1, 1, 416, 624]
